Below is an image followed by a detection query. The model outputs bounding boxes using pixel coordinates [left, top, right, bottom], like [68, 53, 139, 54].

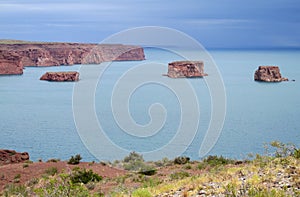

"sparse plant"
[13, 174, 21, 183]
[170, 171, 190, 180]
[70, 168, 102, 184]
[270, 141, 296, 158]
[47, 158, 60, 163]
[45, 167, 58, 176]
[23, 163, 29, 168]
[174, 156, 190, 165]
[132, 188, 152, 197]
[202, 155, 235, 167]
[68, 154, 82, 165]
[4, 184, 28, 197]
[33, 173, 90, 197]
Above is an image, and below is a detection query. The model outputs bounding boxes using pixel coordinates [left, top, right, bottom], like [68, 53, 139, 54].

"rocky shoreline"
[0, 42, 145, 75]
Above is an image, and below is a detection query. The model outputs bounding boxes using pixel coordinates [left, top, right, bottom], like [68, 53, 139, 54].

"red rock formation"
[0, 50, 23, 75]
[167, 61, 208, 78]
[0, 43, 145, 75]
[40, 71, 79, 82]
[0, 150, 29, 165]
[254, 66, 288, 82]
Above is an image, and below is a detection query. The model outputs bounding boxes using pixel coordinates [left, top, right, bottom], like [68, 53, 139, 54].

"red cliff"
[0, 43, 145, 75]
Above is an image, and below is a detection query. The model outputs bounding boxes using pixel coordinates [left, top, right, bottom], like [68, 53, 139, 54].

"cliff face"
[167, 61, 208, 78]
[254, 66, 288, 82]
[0, 50, 23, 75]
[40, 71, 79, 82]
[0, 43, 145, 75]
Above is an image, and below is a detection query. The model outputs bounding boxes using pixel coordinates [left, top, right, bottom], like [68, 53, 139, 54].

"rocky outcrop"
[40, 71, 79, 82]
[0, 50, 23, 75]
[167, 61, 208, 78]
[0, 150, 29, 165]
[254, 66, 288, 82]
[0, 43, 145, 75]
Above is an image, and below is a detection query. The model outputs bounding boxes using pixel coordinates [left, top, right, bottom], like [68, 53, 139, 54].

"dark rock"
[0, 149, 29, 165]
[167, 61, 208, 78]
[254, 66, 288, 82]
[40, 71, 79, 82]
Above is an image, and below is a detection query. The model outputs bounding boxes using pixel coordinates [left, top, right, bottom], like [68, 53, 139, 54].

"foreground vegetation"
[1, 141, 300, 197]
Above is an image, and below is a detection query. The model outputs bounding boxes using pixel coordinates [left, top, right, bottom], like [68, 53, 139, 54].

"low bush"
[45, 167, 58, 176]
[174, 156, 190, 165]
[68, 154, 82, 165]
[3, 184, 28, 197]
[170, 171, 190, 180]
[70, 168, 102, 184]
[132, 188, 152, 197]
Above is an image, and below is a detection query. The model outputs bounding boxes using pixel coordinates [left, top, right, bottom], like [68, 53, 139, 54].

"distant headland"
[0, 40, 145, 75]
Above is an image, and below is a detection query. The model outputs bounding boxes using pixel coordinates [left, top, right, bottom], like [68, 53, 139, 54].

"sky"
[0, 0, 300, 49]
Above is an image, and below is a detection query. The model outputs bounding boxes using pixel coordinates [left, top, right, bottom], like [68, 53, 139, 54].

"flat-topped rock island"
[166, 61, 208, 78]
[0, 41, 145, 75]
[254, 66, 288, 82]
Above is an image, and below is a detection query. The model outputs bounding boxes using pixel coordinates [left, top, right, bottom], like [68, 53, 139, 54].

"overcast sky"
[1, 0, 300, 48]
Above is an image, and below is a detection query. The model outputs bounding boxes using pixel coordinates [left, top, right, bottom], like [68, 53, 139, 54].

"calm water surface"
[0, 49, 299, 161]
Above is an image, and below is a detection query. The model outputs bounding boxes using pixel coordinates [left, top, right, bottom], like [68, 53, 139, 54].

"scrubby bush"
[132, 188, 152, 197]
[3, 184, 28, 197]
[203, 155, 235, 167]
[174, 156, 190, 165]
[68, 154, 82, 165]
[123, 152, 156, 174]
[70, 168, 102, 184]
[45, 167, 58, 176]
[34, 173, 89, 197]
[124, 151, 144, 163]
[47, 158, 60, 163]
[170, 171, 190, 180]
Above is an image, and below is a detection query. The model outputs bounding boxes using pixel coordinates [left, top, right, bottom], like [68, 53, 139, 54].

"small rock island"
[40, 71, 79, 82]
[167, 61, 208, 78]
[254, 66, 288, 82]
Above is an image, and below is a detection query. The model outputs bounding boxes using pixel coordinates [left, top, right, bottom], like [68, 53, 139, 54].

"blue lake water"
[0, 48, 299, 161]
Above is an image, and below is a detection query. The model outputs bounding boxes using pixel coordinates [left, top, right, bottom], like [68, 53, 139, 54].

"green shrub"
[68, 154, 82, 165]
[270, 141, 296, 158]
[202, 155, 234, 167]
[170, 171, 190, 180]
[123, 152, 155, 173]
[34, 173, 89, 197]
[45, 167, 58, 176]
[70, 168, 102, 184]
[132, 188, 152, 197]
[47, 158, 60, 163]
[23, 163, 29, 168]
[293, 148, 300, 159]
[4, 184, 28, 197]
[124, 151, 144, 163]
[174, 156, 190, 165]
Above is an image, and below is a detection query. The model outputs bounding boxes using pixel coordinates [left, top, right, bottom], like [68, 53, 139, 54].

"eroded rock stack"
[0, 150, 29, 165]
[40, 71, 79, 82]
[254, 66, 288, 82]
[167, 61, 208, 78]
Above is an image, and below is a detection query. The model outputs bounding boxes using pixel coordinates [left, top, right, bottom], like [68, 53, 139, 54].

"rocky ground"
[0, 144, 299, 196]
